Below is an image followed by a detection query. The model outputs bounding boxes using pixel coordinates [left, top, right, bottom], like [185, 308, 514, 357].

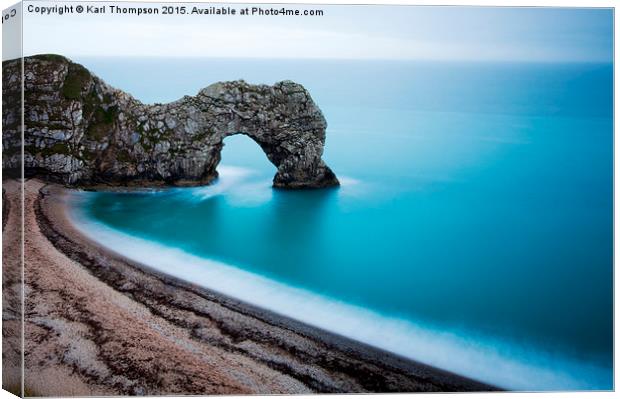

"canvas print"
[1, 1, 614, 396]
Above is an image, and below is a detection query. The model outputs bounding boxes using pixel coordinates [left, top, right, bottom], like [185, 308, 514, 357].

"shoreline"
[7, 178, 497, 394]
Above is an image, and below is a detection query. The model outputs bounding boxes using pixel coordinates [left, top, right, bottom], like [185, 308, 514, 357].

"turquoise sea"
[69, 58, 613, 391]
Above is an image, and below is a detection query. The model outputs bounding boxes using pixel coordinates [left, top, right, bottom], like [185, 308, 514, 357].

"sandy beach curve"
[2, 178, 495, 395]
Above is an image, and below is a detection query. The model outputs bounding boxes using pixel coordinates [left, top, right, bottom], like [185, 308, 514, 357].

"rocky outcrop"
[2, 55, 339, 188]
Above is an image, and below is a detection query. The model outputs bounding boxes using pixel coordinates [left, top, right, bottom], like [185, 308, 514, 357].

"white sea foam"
[338, 175, 361, 186]
[66, 168, 610, 391]
[183, 166, 363, 203]
[184, 165, 255, 201]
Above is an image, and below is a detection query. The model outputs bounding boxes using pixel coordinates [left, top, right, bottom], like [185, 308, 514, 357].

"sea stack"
[2, 54, 339, 189]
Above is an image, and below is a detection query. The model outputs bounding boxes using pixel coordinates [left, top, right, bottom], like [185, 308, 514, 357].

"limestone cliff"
[2, 55, 339, 188]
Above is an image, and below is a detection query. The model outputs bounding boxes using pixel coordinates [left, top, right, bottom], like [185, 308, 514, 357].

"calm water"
[70, 58, 613, 390]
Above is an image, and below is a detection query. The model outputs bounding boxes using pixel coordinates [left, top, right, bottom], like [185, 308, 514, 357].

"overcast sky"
[6, 1, 614, 62]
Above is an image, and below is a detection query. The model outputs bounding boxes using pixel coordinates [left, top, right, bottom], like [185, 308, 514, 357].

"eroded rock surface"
[2, 55, 339, 188]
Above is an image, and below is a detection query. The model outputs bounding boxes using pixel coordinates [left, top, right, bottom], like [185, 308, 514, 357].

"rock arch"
[2, 55, 339, 188]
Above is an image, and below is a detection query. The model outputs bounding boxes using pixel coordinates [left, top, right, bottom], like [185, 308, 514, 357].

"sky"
[3, 1, 614, 62]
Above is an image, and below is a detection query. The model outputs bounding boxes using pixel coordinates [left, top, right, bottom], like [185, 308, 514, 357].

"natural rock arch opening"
[218, 133, 278, 175]
[210, 124, 338, 189]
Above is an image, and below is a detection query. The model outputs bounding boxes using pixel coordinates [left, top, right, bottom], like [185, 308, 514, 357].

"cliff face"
[2, 55, 339, 188]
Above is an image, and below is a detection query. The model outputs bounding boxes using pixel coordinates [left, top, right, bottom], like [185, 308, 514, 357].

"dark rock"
[2, 55, 339, 189]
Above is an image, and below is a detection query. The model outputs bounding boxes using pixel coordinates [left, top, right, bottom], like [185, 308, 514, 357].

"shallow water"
[71, 58, 613, 390]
